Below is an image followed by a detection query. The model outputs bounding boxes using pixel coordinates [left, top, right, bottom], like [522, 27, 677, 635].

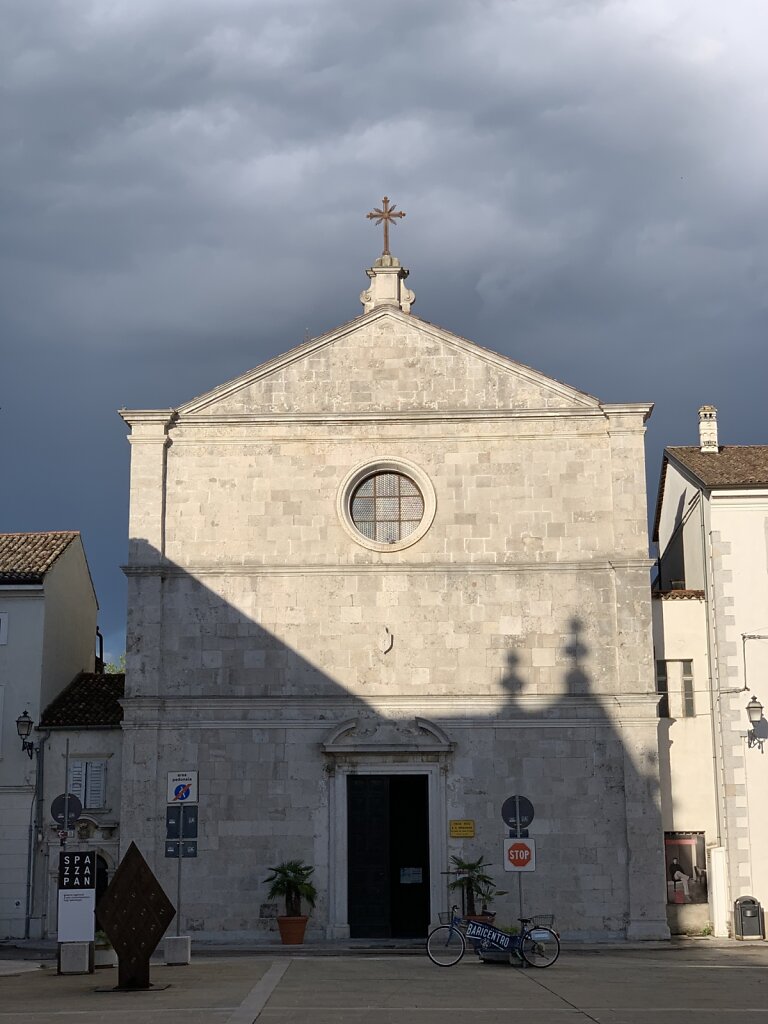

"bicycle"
[426, 906, 560, 968]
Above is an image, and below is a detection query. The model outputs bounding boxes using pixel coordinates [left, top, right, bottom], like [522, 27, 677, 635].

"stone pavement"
[2, 943, 768, 1023]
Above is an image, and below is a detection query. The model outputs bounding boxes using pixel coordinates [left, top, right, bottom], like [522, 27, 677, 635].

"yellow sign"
[449, 819, 475, 838]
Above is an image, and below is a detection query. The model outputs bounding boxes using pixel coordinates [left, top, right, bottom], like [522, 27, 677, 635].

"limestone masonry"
[119, 253, 668, 941]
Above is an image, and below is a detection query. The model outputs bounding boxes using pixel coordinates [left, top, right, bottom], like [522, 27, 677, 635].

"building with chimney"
[653, 406, 768, 936]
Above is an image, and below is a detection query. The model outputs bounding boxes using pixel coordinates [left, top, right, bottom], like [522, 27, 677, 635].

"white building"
[653, 407, 768, 937]
[37, 671, 124, 939]
[118, 249, 668, 942]
[0, 532, 97, 938]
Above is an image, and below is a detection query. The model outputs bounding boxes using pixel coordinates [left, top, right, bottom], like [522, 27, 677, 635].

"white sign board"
[57, 890, 95, 942]
[167, 770, 198, 804]
[503, 837, 536, 872]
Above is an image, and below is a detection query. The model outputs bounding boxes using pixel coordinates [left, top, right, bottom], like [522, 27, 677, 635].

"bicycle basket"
[530, 915, 555, 929]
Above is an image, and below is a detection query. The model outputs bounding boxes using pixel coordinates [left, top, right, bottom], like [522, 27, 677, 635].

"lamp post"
[742, 634, 768, 752]
[15, 711, 44, 939]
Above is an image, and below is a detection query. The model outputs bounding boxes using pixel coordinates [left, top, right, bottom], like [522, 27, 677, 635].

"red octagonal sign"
[503, 838, 536, 872]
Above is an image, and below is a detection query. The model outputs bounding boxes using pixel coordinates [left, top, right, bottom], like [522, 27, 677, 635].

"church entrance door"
[347, 774, 430, 938]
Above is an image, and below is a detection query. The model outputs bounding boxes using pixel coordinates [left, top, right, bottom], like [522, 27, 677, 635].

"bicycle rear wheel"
[426, 925, 466, 966]
[520, 927, 560, 967]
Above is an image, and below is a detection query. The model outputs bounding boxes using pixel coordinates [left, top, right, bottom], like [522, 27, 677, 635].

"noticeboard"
[58, 851, 96, 942]
[449, 819, 476, 838]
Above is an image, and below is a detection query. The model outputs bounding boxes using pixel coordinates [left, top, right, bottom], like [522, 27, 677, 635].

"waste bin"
[734, 896, 764, 939]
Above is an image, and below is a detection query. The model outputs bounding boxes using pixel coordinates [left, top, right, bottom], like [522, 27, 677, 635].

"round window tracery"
[350, 471, 425, 544]
[336, 458, 437, 552]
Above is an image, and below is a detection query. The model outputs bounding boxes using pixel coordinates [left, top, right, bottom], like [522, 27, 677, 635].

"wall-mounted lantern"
[15, 710, 35, 758]
[746, 696, 764, 752]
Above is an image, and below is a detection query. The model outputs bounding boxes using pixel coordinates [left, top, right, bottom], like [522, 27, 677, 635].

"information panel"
[57, 851, 96, 942]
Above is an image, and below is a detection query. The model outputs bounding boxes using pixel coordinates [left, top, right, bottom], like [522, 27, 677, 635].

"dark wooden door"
[347, 775, 391, 937]
[390, 775, 430, 937]
[347, 774, 431, 939]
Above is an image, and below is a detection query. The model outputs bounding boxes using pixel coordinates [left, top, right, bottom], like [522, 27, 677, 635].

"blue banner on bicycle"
[465, 919, 512, 950]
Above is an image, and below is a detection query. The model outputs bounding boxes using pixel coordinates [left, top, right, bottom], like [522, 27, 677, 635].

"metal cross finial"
[366, 196, 406, 256]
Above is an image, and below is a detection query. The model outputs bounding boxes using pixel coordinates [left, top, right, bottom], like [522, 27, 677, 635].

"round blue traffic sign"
[173, 783, 191, 801]
[501, 795, 534, 829]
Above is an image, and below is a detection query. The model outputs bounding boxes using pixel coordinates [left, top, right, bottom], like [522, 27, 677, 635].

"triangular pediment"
[177, 308, 600, 417]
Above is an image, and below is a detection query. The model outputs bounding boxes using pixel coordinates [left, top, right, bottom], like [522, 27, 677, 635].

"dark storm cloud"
[2, 0, 767, 655]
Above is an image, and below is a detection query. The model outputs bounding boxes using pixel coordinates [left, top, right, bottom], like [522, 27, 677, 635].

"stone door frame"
[326, 761, 447, 940]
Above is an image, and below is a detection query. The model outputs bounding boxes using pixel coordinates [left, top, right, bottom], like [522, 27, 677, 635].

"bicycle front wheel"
[426, 925, 466, 966]
[521, 927, 560, 968]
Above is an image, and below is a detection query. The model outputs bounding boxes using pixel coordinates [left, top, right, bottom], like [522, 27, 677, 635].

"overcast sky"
[3, 0, 767, 661]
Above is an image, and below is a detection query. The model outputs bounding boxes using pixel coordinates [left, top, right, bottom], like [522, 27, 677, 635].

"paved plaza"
[2, 944, 768, 1023]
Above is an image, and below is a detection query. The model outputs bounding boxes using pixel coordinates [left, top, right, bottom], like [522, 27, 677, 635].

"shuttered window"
[68, 760, 107, 809]
[655, 661, 669, 718]
[655, 660, 696, 719]
[682, 661, 695, 718]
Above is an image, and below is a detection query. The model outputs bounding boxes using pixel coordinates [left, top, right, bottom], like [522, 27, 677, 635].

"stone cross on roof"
[366, 196, 406, 256]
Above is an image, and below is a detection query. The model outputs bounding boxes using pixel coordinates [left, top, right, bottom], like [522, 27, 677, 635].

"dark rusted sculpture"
[96, 841, 176, 990]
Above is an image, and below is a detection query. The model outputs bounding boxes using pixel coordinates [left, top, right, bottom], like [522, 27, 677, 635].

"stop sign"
[503, 838, 536, 871]
[508, 843, 531, 866]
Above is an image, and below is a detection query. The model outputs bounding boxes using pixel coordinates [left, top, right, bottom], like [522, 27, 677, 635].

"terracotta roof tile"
[0, 532, 79, 584]
[40, 673, 124, 729]
[667, 446, 768, 488]
[652, 590, 705, 600]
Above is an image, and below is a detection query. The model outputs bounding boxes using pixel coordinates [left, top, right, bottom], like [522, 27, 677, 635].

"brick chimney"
[698, 405, 719, 453]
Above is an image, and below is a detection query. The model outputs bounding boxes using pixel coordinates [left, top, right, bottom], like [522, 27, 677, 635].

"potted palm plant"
[448, 854, 506, 921]
[263, 859, 318, 945]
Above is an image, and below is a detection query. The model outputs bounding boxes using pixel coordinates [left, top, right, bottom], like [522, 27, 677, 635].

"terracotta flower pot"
[277, 915, 309, 945]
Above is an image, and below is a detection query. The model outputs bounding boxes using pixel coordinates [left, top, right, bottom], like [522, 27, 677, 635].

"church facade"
[119, 249, 668, 941]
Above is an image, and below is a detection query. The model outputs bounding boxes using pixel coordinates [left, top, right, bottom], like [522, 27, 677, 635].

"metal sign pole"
[176, 808, 183, 937]
[514, 796, 523, 920]
[63, 739, 70, 850]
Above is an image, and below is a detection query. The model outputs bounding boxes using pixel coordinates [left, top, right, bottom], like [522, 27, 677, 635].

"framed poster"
[664, 832, 708, 904]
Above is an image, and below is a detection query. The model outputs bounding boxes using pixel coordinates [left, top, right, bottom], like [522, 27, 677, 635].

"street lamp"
[746, 696, 764, 751]
[15, 711, 35, 758]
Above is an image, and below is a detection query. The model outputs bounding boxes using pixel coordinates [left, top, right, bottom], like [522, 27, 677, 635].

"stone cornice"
[121, 693, 657, 711]
[121, 558, 653, 577]
[119, 693, 659, 732]
[172, 408, 609, 427]
[602, 403, 654, 422]
[167, 428, 610, 446]
[119, 409, 176, 428]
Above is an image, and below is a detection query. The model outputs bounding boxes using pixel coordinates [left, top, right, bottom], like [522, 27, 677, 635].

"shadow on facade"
[120, 546, 666, 942]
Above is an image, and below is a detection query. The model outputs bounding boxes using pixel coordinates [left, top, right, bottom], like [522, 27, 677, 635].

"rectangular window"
[0, 613, 7, 644]
[656, 661, 670, 718]
[655, 659, 696, 718]
[682, 660, 695, 718]
[68, 760, 107, 809]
